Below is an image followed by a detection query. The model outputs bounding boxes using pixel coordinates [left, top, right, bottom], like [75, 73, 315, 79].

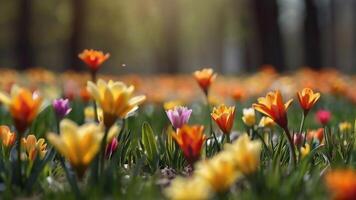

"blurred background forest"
[0, 0, 355, 74]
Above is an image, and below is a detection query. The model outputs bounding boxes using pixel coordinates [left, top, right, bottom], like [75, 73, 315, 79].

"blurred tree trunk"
[69, 0, 85, 71]
[252, 0, 285, 71]
[16, 0, 33, 69]
[156, 0, 180, 73]
[303, 0, 322, 69]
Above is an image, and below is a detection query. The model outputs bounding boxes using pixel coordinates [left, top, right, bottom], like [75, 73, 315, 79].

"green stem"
[298, 113, 307, 145]
[283, 128, 296, 169]
[91, 70, 99, 123]
[99, 126, 110, 175]
[59, 157, 81, 198]
[16, 130, 23, 188]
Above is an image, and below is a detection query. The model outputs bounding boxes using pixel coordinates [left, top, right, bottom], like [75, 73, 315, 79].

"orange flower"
[21, 134, 47, 161]
[0, 86, 43, 132]
[211, 104, 236, 134]
[193, 68, 217, 95]
[78, 49, 110, 71]
[231, 87, 246, 102]
[0, 126, 16, 148]
[306, 128, 324, 143]
[325, 169, 356, 200]
[253, 90, 293, 129]
[297, 88, 320, 114]
[172, 125, 206, 164]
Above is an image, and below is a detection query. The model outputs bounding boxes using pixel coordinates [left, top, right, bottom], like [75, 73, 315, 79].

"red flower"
[78, 49, 110, 72]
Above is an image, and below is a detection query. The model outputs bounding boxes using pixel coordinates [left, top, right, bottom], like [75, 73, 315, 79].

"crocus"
[78, 49, 110, 72]
[325, 169, 356, 200]
[47, 119, 103, 178]
[21, 134, 47, 161]
[172, 125, 206, 164]
[306, 128, 324, 143]
[166, 106, 192, 129]
[315, 109, 331, 126]
[297, 88, 320, 115]
[211, 104, 236, 135]
[87, 79, 146, 127]
[300, 144, 310, 158]
[193, 68, 217, 95]
[253, 90, 293, 130]
[0, 126, 16, 148]
[258, 117, 275, 128]
[0, 85, 43, 132]
[242, 108, 256, 127]
[224, 134, 262, 175]
[52, 98, 72, 119]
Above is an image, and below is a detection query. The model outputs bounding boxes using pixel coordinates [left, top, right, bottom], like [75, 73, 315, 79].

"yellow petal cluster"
[242, 108, 256, 127]
[47, 119, 103, 178]
[258, 116, 275, 128]
[87, 79, 146, 120]
[165, 134, 261, 199]
[339, 121, 352, 133]
[0, 126, 16, 148]
[21, 134, 47, 161]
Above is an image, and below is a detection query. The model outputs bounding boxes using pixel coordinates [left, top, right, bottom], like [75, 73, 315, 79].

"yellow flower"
[47, 119, 103, 178]
[339, 121, 352, 133]
[211, 104, 236, 134]
[21, 134, 47, 161]
[163, 100, 184, 110]
[0, 126, 16, 148]
[195, 152, 242, 192]
[0, 85, 43, 132]
[164, 176, 212, 200]
[300, 144, 310, 158]
[242, 108, 256, 127]
[87, 79, 146, 126]
[224, 134, 262, 175]
[258, 117, 275, 128]
[84, 106, 103, 122]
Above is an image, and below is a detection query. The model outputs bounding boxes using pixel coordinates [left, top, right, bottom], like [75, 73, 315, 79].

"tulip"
[325, 169, 356, 200]
[0, 126, 16, 148]
[253, 90, 293, 130]
[87, 79, 146, 127]
[0, 85, 43, 133]
[21, 134, 47, 161]
[315, 109, 331, 126]
[193, 68, 216, 95]
[297, 88, 320, 115]
[47, 119, 103, 178]
[78, 49, 110, 72]
[211, 104, 236, 135]
[253, 90, 295, 167]
[52, 98, 72, 119]
[306, 128, 324, 143]
[166, 106, 192, 129]
[172, 125, 206, 164]
[293, 133, 304, 148]
[242, 108, 256, 127]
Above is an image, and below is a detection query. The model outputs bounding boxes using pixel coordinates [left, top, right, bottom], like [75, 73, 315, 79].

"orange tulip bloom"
[193, 68, 217, 95]
[325, 169, 356, 200]
[306, 128, 324, 143]
[253, 90, 293, 129]
[211, 104, 236, 134]
[0, 86, 43, 132]
[297, 88, 320, 114]
[0, 126, 16, 148]
[172, 125, 206, 164]
[78, 49, 110, 72]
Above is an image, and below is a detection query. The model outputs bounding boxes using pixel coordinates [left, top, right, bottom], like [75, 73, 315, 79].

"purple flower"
[52, 98, 72, 119]
[166, 106, 192, 129]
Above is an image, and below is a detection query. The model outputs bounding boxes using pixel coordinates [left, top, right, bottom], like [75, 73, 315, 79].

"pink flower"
[166, 106, 192, 129]
[105, 138, 119, 159]
[293, 133, 304, 148]
[315, 109, 331, 126]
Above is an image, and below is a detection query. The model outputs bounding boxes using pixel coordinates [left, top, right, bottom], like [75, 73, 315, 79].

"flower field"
[0, 50, 356, 199]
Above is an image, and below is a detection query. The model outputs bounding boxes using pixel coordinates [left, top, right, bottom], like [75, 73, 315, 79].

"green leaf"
[141, 122, 159, 171]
